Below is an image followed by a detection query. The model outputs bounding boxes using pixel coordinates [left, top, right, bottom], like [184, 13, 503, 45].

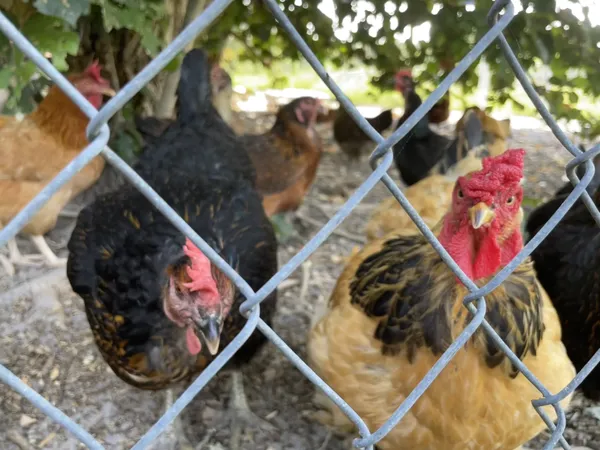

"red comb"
[396, 68, 412, 78]
[182, 238, 219, 305]
[459, 149, 525, 204]
[84, 60, 103, 82]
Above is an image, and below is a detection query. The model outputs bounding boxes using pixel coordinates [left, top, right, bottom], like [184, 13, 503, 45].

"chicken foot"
[6, 238, 46, 266]
[227, 370, 276, 450]
[0, 235, 67, 277]
[30, 236, 67, 266]
[7, 235, 66, 265]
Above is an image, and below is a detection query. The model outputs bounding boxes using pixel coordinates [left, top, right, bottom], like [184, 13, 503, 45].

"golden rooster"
[308, 149, 575, 450]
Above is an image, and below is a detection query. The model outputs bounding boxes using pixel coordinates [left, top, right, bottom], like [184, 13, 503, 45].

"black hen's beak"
[196, 315, 221, 355]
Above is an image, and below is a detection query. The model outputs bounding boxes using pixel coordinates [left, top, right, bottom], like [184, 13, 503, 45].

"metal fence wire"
[1, 0, 600, 448]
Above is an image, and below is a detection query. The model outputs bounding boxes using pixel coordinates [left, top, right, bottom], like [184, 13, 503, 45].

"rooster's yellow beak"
[469, 202, 495, 229]
[101, 87, 117, 97]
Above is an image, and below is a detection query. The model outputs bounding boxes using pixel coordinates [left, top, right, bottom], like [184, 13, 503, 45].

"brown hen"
[240, 96, 325, 217]
[0, 62, 114, 275]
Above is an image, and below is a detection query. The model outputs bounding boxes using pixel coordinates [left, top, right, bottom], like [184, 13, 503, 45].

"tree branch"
[230, 31, 272, 68]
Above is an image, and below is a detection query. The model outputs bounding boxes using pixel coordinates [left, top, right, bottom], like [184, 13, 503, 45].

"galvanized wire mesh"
[1, 0, 599, 448]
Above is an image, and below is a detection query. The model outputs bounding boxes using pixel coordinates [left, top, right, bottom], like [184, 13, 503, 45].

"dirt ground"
[0, 110, 599, 450]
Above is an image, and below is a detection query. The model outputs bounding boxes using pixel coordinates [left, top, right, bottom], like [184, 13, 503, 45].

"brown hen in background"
[332, 107, 393, 160]
[0, 62, 115, 275]
[241, 96, 326, 217]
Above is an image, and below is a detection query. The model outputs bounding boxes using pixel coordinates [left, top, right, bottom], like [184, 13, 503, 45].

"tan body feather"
[0, 85, 105, 235]
[308, 229, 574, 450]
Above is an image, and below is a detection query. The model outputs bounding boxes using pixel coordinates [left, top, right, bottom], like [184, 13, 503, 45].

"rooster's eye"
[506, 196, 515, 205]
[457, 189, 464, 199]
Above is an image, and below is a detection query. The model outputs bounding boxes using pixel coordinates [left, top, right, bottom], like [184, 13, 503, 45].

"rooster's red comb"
[396, 68, 413, 78]
[84, 60, 103, 82]
[459, 149, 525, 204]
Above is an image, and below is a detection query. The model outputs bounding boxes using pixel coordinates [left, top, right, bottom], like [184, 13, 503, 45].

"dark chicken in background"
[393, 69, 482, 186]
[65, 63, 236, 217]
[332, 107, 393, 160]
[526, 146, 600, 400]
[135, 63, 234, 148]
[67, 48, 278, 449]
[240, 96, 326, 217]
[364, 106, 511, 241]
[331, 70, 449, 162]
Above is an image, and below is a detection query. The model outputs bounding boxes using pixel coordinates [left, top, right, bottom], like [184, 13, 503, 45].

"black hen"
[526, 146, 600, 234]
[392, 73, 457, 186]
[333, 107, 393, 160]
[526, 145, 600, 400]
[392, 72, 494, 187]
[67, 48, 278, 447]
[134, 63, 234, 149]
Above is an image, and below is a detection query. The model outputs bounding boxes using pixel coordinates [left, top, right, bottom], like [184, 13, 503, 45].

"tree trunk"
[154, 0, 211, 119]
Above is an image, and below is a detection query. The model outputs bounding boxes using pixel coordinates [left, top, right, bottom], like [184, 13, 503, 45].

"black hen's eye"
[506, 196, 515, 205]
[457, 189, 464, 199]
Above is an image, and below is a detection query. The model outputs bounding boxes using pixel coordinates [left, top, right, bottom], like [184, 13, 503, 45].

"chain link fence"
[1, 0, 599, 448]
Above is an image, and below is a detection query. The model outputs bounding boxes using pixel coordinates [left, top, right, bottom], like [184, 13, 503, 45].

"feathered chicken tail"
[434, 108, 485, 175]
[175, 48, 213, 121]
[459, 107, 486, 154]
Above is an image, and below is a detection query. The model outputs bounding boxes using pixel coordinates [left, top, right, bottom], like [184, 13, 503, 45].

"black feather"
[527, 155, 600, 399]
[175, 48, 213, 122]
[350, 235, 543, 375]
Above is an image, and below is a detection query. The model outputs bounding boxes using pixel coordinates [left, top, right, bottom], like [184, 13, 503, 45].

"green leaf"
[99, 0, 165, 55]
[568, 91, 579, 104]
[32, 0, 91, 27]
[163, 53, 183, 72]
[0, 68, 11, 89]
[20, 14, 80, 70]
[141, 31, 161, 56]
[109, 129, 142, 164]
[270, 214, 296, 243]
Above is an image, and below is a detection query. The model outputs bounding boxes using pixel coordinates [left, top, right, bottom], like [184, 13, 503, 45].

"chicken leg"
[0, 236, 66, 277]
[150, 388, 194, 450]
[227, 370, 276, 450]
[7, 238, 46, 264]
[29, 235, 67, 266]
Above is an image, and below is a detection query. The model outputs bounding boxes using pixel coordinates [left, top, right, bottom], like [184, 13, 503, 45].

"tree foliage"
[0, 0, 599, 138]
